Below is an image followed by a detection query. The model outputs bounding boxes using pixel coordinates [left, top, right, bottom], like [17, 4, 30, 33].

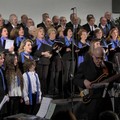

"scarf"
[16, 36, 25, 47]
[0, 68, 6, 91]
[26, 72, 39, 105]
[64, 36, 72, 46]
[0, 36, 7, 47]
[20, 52, 33, 63]
[36, 38, 47, 50]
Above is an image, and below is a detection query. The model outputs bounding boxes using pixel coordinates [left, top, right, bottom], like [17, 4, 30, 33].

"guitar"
[80, 73, 120, 104]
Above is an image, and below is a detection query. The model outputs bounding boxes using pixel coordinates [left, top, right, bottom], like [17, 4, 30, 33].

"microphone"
[71, 7, 76, 10]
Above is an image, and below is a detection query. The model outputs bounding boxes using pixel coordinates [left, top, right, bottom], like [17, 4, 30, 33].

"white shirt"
[73, 24, 78, 29]
[8, 76, 22, 97]
[12, 24, 16, 28]
[101, 25, 106, 29]
[23, 71, 42, 102]
[90, 25, 95, 31]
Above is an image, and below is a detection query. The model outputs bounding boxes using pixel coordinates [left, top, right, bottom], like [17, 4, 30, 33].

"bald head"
[92, 47, 104, 67]
[93, 47, 104, 57]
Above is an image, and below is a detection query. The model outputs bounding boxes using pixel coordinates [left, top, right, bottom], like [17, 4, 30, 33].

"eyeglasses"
[93, 55, 103, 60]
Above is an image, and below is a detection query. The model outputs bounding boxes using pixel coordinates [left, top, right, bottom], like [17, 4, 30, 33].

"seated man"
[74, 47, 116, 120]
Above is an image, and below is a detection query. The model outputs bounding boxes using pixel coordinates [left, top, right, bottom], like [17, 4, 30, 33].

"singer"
[74, 47, 116, 120]
[66, 10, 81, 41]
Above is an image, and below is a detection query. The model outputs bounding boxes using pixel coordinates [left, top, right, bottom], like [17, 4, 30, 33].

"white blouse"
[8, 76, 22, 97]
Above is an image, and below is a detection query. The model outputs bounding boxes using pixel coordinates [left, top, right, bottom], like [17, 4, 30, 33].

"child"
[23, 59, 42, 115]
[5, 53, 23, 115]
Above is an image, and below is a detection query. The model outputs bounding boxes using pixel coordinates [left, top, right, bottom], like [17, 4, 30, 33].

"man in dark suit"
[20, 14, 28, 28]
[37, 17, 52, 35]
[104, 11, 115, 31]
[5, 14, 19, 38]
[98, 17, 110, 38]
[37, 13, 50, 33]
[66, 13, 81, 41]
[37, 13, 49, 27]
[82, 14, 97, 41]
[19, 14, 29, 38]
[58, 16, 67, 30]
[52, 15, 60, 30]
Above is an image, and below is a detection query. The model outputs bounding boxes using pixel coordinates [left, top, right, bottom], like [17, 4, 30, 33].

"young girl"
[5, 53, 23, 115]
[23, 59, 42, 115]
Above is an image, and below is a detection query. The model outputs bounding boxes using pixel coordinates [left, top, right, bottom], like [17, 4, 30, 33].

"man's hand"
[84, 79, 92, 89]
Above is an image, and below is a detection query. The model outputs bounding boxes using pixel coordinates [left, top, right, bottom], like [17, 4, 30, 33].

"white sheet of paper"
[45, 102, 56, 119]
[0, 95, 9, 110]
[37, 97, 52, 118]
[5, 39, 14, 49]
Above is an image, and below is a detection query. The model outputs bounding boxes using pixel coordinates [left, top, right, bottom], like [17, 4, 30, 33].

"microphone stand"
[115, 55, 120, 73]
[70, 7, 76, 113]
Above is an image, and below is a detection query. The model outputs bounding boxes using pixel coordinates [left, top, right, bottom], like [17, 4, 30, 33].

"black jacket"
[74, 54, 115, 89]
[33, 41, 52, 65]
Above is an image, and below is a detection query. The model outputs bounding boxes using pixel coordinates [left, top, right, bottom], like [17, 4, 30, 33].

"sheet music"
[45, 102, 56, 119]
[37, 97, 52, 118]
[5, 39, 14, 49]
[0, 95, 9, 110]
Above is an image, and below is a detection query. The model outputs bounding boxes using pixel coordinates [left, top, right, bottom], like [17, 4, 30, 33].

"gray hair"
[9, 14, 17, 22]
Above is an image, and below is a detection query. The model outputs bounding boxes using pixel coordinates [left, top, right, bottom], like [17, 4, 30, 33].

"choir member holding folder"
[75, 29, 90, 68]
[33, 27, 52, 95]
[0, 27, 14, 54]
[60, 27, 75, 97]
[47, 28, 64, 95]
[94, 28, 109, 61]
[106, 28, 120, 62]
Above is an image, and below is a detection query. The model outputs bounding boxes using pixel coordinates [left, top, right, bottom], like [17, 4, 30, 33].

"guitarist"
[74, 47, 116, 120]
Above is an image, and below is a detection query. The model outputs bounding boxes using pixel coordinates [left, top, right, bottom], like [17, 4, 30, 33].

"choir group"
[0, 11, 120, 119]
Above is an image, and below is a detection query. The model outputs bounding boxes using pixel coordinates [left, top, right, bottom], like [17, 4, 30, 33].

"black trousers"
[7, 97, 21, 116]
[49, 58, 62, 94]
[62, 60, 75, 97]
[23, 93, 40, 115]
[36, 64, 49, 95]
[0, 98, 8, 120]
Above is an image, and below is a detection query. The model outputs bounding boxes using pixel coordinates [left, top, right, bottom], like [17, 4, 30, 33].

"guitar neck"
[101, 73, 120, 83]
